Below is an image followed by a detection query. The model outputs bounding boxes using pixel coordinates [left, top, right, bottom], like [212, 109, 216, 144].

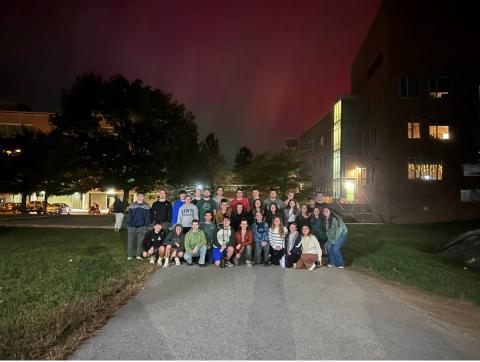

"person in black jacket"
[285, 223, 302, 268]
[264, 203, 284, 227]
[142, 222, 168, 266]
[230, 203, 253, 232]
[113, 196, 125, 232]
[150, 189, 172, 230]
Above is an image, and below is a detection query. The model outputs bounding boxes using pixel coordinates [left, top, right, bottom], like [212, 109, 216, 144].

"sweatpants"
[255, 243, 270, 264]
[114, 212, 124, 230]
[296, 254, 318, 269]
[127, 226, 146, 258]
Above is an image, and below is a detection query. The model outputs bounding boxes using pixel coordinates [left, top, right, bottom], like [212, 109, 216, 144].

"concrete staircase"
[333, 202, 384, 223]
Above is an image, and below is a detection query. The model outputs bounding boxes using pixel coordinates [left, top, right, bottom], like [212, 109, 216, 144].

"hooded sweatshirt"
[326, 216, 348, 245]
[143, 229, 168, 251]
[165, 230, 185, 251]
[127, 201, 150, 227]
[177, 203, 199, 227]
[214, 224, 235, 248]
[301, 234, 322, 258]
[184, 229, 207, 253]
[171, 199, 185, 224]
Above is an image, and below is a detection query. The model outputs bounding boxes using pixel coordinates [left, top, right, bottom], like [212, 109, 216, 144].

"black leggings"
[270, 247, 285, 265]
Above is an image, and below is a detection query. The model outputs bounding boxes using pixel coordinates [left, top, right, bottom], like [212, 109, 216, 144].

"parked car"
[46, 203, 72, 215]
[27, 201, 46, 214]
[0, 202, 21, 214]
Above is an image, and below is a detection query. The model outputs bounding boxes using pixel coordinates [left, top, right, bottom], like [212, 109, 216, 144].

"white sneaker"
[163, 260, 169, 268]
[327, 264, 333, 268]
[246, 261, 253, 268]
[293, 263, 297, 269]
[175, 257, 181, 266]
[338, 266, 345, 269]
[127, 257, 133, 261]
[308, 264, 316, 271]
[157, 258, 163, 267]
[149, 256, 155, 264]
[136, 256, 142, 260]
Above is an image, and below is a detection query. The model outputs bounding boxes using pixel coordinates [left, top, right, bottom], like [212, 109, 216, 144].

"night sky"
[0, 0, 381, 160]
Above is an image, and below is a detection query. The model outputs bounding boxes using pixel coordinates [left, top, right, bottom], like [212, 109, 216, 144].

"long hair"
[270, 216, 286, 237]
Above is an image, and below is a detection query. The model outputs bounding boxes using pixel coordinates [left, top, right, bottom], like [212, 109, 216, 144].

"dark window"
[400, 76, 420, 98]
[429, 76, 449, 98]
[368, 53, 383, 78]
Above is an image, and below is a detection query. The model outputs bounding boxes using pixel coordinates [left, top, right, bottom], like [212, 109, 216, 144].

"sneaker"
[327, 264, 334, 268]
[136, 256, 143, 260]
[234, 258, 239, 266]
[308, 264, 316, 271]
[149, 256, 155, 264]
[157, 258, 163, 267]
[246, 261, 253, 268]
[338, 266, 345, 269]
[175, 257, 181, 266]
[127, 257, 133, 261]
[163, 260, 169, 268]
[187, 262, 193, 266]
[226, 261, 234, 267]
[293, 263, 297, 269]
[199, 263, 207, 267]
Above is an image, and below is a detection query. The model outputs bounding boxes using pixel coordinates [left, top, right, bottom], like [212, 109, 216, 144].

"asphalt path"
[0, 214, 116, 228]
[71, 265, 480, 360]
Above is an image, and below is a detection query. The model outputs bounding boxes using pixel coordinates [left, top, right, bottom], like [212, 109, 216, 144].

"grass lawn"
[343, 220, 480, 305]
[0, 227, 154, 359]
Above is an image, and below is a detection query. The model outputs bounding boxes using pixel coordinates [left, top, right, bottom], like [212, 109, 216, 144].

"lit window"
[361, 167, 367, 186]
[429, 76, 449, 99]
[408, 122, 420, 139]
[429, 125, 449, 140]
[333, 100, 342, 152]
[408, 158, 443, 180]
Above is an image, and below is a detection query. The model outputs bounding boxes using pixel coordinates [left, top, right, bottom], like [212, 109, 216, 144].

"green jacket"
[326, 216, 348, 245]
[184, 229, 207, 253]
[310, 216, 327, 242]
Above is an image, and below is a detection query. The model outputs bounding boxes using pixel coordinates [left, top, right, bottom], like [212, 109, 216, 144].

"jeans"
[114, 213, 124, 230]
[236, 244, 253, 262]
[255, 243, 270, 264]
[127, 226, 146, 257]
[326, 233, 347, 267]
[184, 245, 207, 265]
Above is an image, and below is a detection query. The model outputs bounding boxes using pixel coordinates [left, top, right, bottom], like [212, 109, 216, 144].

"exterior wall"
[352, 0, 480, 223]
[0, 111, 53, 134]
[297, 112, 333, 195]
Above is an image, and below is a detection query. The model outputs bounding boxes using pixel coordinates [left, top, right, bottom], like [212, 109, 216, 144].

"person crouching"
[142, 222, 168, 266]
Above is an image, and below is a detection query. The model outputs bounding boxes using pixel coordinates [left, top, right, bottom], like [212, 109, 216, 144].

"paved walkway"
[71, 266, 480, 360]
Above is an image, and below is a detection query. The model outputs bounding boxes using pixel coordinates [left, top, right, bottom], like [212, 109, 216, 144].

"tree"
[233, 146, 254, 173]
[195, 133, 226, 188]
[241, 148, 309, 197]
[50, 73, 199, 201]
[0, 129, 78, 213]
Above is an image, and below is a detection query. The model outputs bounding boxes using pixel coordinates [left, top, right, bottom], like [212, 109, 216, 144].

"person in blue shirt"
[127, 192, 150, 260]
[251, 211, 270, 266]
[171, 190, 187, 224]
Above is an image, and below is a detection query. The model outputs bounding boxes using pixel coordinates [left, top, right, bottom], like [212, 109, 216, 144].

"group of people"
[112, 187, 348, 270]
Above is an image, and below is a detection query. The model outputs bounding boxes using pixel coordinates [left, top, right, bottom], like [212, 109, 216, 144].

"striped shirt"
[268, 226, 287, 248]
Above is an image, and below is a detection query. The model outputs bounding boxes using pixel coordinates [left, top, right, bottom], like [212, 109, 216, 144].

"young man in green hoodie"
[184, 219, 208, 267]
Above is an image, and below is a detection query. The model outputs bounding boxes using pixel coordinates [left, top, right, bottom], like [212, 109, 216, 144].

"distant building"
[351, 0, 480, 222]
[297, 110, 333, 196]
[284, 138, 298, 150]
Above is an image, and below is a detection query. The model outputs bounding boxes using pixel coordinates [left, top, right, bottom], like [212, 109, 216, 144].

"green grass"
[0, 227, 153, 359]
[343, 220, 480, 305]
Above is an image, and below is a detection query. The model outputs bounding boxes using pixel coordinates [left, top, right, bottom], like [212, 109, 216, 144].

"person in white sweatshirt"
[297, 224, 322, 271]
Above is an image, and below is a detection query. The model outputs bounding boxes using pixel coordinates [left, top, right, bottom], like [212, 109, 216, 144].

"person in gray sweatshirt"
[177, 195, 199, 234]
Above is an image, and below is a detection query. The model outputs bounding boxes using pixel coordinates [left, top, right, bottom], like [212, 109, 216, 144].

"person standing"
[184, 220, 208, 267]
[283, 190, 299, 209]
[214, 216, 235, 267]
[252, 211, 270, 266]
[314, 192, 327, 210]
[297, 225, 322, 270]
[285, 222, 302, 268]
[165, 223, 185, 266]
[310, 207, 328, 255]
[142, 222, 168, 266]
[295, 204, 311, 231]
[323, 207, 348, 269]
[250, 199, 263, 220]
[215, 198, 232, 225]
[177, 195, 199, 234]
[268, 216, 287, 266]
[113, 195, 125, 232]
[127, 192, 150, 261]
[284, 199, 299, 228]
[234, 219, 254, 267]
[307, 197, 316, 214]
[192, 188, 202, 205]
[248, 188, 260, 211]
[213, 186, 224, 208]
[150, 189, 172, 231]
[263, 189, 284, 212]
[230, 188, 250, 212]
[171, 190, 187, 225]
[230, 203, 252, 232]
[264, 203, 284, 227]
[196, 188, 216, 222]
